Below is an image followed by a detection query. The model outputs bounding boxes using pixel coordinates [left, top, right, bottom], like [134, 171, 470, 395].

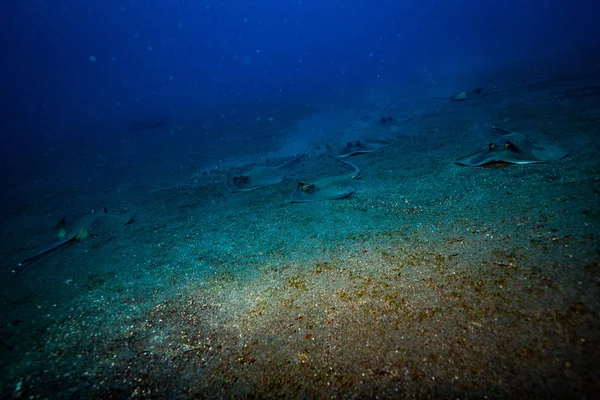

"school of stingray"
[12, 122, 567, 275]
[226, 125, 567, 198]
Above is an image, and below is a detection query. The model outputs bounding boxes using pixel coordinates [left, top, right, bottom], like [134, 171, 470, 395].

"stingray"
[456, 132, 567, 166]
[12, 209, 135, 274]
[290, 158, 361, 203]
[226, 155, 304, 192]
[434, 88, 488, 102]
[326, 139, 389, 158]
[128, 115, 169, 132]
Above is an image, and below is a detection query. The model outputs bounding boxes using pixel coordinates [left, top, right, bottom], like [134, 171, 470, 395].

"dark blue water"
[2, 1, 599, 161]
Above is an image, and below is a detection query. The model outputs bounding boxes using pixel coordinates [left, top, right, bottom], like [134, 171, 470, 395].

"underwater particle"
[89, 55, 96, 62]
[298, 353, 309, 363]
[14, 380, 22, 396]
[111, 56, 116, 62]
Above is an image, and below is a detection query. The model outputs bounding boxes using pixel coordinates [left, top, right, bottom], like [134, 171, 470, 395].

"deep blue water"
[2, 1, 599, 155]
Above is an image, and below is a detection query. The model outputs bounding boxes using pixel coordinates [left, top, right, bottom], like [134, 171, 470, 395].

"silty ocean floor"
[0, 71, 599, 398]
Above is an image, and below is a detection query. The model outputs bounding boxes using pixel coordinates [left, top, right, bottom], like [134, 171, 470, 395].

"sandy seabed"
[1, 72, 599, 399]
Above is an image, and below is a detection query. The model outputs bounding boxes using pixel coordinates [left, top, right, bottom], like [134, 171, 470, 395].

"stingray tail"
[487, 125, 513, 135]
[12, 238, 75, 275]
